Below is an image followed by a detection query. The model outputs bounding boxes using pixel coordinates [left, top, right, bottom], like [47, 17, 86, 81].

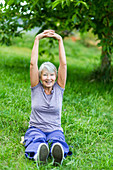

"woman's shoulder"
[30, 81, 42, 90]
[54, 81, 65, 93]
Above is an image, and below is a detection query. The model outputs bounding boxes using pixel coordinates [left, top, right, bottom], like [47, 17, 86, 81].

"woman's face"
[40, 69, 56, 88]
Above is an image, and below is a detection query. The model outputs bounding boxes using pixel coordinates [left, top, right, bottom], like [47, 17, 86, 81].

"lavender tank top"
[29, 81, 64, 132]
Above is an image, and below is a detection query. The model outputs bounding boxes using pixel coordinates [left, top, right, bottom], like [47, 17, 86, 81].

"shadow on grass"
[1, 57, 91, 84]
[1, 57, 113, 93]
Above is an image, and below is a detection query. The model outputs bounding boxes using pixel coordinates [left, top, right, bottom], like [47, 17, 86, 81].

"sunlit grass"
[0, 34, 113, 169]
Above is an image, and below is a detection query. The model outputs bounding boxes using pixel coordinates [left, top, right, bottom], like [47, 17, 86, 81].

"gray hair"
[39, 62, 57, 78]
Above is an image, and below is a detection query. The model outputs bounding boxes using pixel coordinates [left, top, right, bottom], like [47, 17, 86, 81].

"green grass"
[0, 34, 113, 170]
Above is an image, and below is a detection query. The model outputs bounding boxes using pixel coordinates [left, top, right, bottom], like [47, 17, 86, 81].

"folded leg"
[46, 130, 69, 158]
[24, 127, 48, 159]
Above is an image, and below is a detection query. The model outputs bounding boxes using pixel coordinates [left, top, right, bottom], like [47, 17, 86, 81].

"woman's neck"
[43, 86, 52, 95]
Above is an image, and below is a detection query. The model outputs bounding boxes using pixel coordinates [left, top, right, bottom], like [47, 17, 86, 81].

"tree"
[0, 0, 74, 44]
[0, 0, 113, 81]
[53, 0, 113, 81]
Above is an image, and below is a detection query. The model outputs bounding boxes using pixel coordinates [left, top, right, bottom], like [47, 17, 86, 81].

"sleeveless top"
[29, 81, 64, 132]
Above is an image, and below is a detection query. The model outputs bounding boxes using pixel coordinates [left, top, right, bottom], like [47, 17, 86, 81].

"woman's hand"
[35, 30, 62, 41]
[45, 32, 62, 41]
[35, 30, 55, 40]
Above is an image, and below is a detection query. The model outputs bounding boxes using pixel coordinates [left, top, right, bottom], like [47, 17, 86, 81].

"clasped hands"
[36, 30, 62, 41]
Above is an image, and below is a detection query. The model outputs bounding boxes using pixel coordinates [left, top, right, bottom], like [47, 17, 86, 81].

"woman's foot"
[51, 143, 64, 166]
[34, 143, 49, 165]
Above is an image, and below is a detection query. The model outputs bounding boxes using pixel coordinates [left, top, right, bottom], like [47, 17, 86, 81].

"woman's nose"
[47, 74, 50, 79]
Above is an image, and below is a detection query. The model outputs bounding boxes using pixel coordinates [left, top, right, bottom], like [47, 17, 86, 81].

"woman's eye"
[51, 74, 54, 76]
[43, 74, 47, 76]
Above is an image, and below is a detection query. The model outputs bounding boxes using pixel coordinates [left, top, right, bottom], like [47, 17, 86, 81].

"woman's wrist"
[35, 36, 40, 41]
[58, 36, 63, 42]
[58, 36, 62, 41]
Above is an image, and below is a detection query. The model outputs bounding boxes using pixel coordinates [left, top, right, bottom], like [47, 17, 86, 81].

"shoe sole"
[39, 144, 49, 164]
[52, 144, 63, 166]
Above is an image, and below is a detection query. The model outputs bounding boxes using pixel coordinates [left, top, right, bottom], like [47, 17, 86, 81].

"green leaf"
[75, 1, 89, 9]
[66, 0, 70, 6]
[61, 0, 65, 8]
[7, 0, 14, 6]
[52, 0, 61, 9]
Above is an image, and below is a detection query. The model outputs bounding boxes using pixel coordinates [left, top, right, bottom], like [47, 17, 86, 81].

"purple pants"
[24, 127, 72, 159]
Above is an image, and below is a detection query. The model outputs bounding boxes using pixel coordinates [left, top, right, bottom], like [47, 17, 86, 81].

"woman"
[24, 30, 71, 166]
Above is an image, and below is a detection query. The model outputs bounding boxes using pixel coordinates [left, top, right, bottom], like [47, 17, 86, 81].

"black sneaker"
[51, 143, 64, 166]
[35, 143, 49, 165]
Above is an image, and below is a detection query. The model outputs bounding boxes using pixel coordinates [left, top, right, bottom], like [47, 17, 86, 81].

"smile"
[45, 81, 52, 84]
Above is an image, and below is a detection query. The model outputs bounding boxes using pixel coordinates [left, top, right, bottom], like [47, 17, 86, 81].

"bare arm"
[43, 32, 67, 88]
[30, 30, 55, 87]
[57, 37, 67, 88]
[30, 37, 39, 87]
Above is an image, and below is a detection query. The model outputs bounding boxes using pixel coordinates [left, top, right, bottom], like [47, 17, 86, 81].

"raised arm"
[57, 37, 67, 88]
[30, 36, 39, 87]
[30, 30, 55, 87]
[44, 32, 67, 88]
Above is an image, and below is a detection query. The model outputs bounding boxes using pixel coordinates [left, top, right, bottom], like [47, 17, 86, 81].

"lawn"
[0, 34, 113, 170]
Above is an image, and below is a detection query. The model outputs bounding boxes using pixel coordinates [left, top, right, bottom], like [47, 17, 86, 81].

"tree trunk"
[101, 46, 111, 81]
